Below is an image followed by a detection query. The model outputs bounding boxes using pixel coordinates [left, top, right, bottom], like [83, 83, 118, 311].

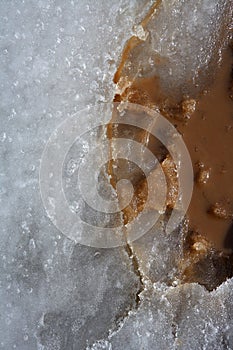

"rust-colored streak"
[114, 0, 162, 84]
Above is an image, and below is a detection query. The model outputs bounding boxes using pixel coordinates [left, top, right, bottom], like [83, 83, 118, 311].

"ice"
[91, 280, 233, 349]
[148, 0, 232, 100]
[1, 0, 233, 350]
[118, 0, 232, 102]
[0, 1, 149, 349]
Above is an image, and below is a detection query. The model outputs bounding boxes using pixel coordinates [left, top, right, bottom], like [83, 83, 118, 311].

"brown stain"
[108, 0, 164, 225]
[114, 0, 162, 85]
[179, 230, 233, 291]
[114, 75, 165, 109]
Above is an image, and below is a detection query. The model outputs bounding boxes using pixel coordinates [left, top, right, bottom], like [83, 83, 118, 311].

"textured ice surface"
[94, 279, 233, 350]
[148, 0, 233, 99]
[1, 1, 233, 350]
[118, 0, 233, 101]
[0, 1, 150, 349]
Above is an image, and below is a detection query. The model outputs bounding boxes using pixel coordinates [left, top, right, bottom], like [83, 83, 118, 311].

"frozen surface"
[1, 1, 233, 350]
[119, 0, 233, 101]
[93, 279, 233, 350]
[0, 1, 150, 349]
[148, 0, 233, 99]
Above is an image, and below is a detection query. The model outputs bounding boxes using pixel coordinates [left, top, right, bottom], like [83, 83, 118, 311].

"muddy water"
[179, 48, 233, 251]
